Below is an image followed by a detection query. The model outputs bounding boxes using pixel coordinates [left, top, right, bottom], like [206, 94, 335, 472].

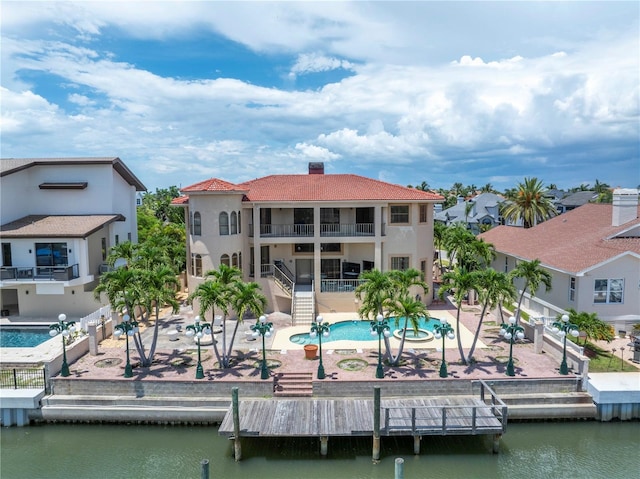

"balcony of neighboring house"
[0, 264, 80, 282]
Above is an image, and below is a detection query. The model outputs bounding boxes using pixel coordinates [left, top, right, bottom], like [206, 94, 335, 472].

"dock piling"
[232, 387, 242, 461]
[200, 459, 209, 479]
[413, 435, 421, 455]
[372, 386, 381, 460]
[394, 457, 405, 479]
[320, 436, 328, 456]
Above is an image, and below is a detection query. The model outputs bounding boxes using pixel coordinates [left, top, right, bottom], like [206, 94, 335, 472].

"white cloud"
[289, 53, 354, 79]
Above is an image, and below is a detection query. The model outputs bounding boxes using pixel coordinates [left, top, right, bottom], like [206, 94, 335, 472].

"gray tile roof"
[1, 215, 125, 238]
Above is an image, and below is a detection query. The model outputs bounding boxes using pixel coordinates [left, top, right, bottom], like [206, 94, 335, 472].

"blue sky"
[1, 1, 638, 193]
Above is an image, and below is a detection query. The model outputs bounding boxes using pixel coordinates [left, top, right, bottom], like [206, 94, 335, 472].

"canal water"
[1, 421, 637, 479]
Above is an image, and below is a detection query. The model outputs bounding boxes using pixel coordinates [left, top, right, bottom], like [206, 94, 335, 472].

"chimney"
[308, 162, 324, 175]
[612, 188, 639, 226]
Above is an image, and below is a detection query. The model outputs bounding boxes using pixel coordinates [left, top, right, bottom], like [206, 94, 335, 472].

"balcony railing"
[320, 223, 374, 237]
[249, 222, 380, 238]
[0, 264, 80, 281]
[320, 279, 364, 293]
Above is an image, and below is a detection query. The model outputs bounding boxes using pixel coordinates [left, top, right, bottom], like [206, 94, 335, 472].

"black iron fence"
[0, 368, 46, 390]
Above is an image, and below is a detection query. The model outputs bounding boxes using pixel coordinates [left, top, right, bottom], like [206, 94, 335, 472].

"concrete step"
[41, 394, 229, 408]
[507, 402, 597, 420]
[500, 392, 594, 406]
[274, 372, 313, 397]
[39, 404, 227, 423]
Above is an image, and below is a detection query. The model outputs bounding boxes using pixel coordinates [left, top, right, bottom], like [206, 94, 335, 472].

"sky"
[1, 1, 639, 193]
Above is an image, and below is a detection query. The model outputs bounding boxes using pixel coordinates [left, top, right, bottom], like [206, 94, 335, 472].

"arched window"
[193, 212, 202, 236]
[238, 252, 242, 271]
[237, 211, 241, 234]
[230, 211, 238, 235]
[189, 212, 194, 235]
[232, 253, 238, 267]
[221, 254, 230, 266]
[193, 254, 202, 277]
[219, 212, 229, 235]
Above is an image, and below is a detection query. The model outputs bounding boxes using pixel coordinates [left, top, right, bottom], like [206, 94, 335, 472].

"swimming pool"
[289, 317, 439, 346]
[0, 328, 53, 348]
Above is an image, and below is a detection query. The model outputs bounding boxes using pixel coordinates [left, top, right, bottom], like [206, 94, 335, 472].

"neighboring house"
[434, 192, 506, 234]
[479, 189, 640, 332]
[172, 162, 443, 322]
[0, 157, 146, 318]
[543, 188, 568, 214]
[557, 190, 598, 213]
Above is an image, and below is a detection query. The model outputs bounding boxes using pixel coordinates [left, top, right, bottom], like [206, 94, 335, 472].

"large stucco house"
[479, 189, 640, 333]
[435, 192, 506, 234]
[0, 157, 146, 318]
[173, 163, 443, 323]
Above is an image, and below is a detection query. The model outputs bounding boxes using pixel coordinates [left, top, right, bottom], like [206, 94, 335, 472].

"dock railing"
[0, 368, 46, 390]
[381, 379, 507, 435]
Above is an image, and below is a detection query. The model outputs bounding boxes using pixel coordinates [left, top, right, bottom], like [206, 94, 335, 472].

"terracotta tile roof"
[180, 178, 248, 193]
[171, 196, 189, 205]
[1, 215, 124, 238]
[0, 157, 146, 191]
[479, 204, 640, 274]
[234, 174, 443, 202]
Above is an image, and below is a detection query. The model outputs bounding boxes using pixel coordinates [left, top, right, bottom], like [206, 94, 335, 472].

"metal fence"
[0, 368, 46, 390]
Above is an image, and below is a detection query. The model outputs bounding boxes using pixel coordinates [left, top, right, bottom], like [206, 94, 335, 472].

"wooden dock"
[219, 397, 505, 438]
[219, 381, 507, 459]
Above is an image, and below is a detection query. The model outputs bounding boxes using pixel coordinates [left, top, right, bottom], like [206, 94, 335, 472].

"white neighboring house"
[0, 157, 146, 318]
[172, 162, 443, 323]
[479, 189, 640, 333]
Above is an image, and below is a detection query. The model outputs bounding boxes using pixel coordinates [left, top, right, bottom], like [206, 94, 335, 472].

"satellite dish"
[113, 258, 128, 269]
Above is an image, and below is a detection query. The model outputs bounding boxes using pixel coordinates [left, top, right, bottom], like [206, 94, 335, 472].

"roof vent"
[308, 162, 324, 175]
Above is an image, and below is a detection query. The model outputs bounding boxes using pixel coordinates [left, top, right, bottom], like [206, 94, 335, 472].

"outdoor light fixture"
[49, 313, 76, 377]
[310, 315, 330, 379]
[433, 318, 456, 378]
[185, 316, 212, 379]
[251, 315, 274, 380]
[551, 313, 579, 375]
[500, 316, 525, 377]
[370, 314, 390, 379]
[113, 314, 139, 378]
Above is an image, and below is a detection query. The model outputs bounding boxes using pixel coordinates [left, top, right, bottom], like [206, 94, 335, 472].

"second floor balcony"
[1, 264, 80, 282]
[249, 222, 380, 238]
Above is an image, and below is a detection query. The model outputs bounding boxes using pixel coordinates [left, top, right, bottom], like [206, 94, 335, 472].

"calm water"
[290, 318, 438, 345]
[1, 421, 637, 479]
[0, 328, 52, 348]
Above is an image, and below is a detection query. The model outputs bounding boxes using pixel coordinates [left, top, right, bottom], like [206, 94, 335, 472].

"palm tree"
[565, 308, 614, 345]
[467, 269, 516, 362]
[509, 259, 552, 324]
[433, 222, 447, 279]
[226, 281, 267, 361]
[386, 293, 428, 366]
[438, 267, 479, 364]
[136, 265, 180, 366]
[355, 269, 395, 320]
[188, 279, 229, 367]
[501, 177, 557, 228]
[188, 264, 250, 368]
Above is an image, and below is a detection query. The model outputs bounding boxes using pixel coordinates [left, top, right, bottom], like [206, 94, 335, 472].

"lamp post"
[251, 315, 274, 380]
[186, 316, 211, 379]
[113, 314, 139, 378]
[370, 314, 390, 379]
[49, 313, 76, 377]
[551, 313, 579, 375]
[310, 315, 330, 379]
[433, 318, 456, 378]
[500, 316, 525, 376]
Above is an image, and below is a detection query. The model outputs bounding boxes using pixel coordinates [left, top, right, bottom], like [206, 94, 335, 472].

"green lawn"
[582, 342, 639, 372]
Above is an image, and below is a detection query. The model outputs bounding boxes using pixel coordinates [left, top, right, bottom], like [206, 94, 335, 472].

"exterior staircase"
[292, 290, 314, 325]
[273, 372, 313, 397]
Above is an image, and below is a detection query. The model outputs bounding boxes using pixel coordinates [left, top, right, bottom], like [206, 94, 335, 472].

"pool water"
[0, 328, 53, 348]
[289, 318, 439, 345]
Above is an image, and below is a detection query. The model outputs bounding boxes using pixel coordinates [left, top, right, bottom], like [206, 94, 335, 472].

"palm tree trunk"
[467, 305, 488, 362]
[455, 307, 466, 365]
[146, 304, 161, 365]
[226, 319, 241, 361]
[515, 280, 529, 325]
[389, 317, 409, 366]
